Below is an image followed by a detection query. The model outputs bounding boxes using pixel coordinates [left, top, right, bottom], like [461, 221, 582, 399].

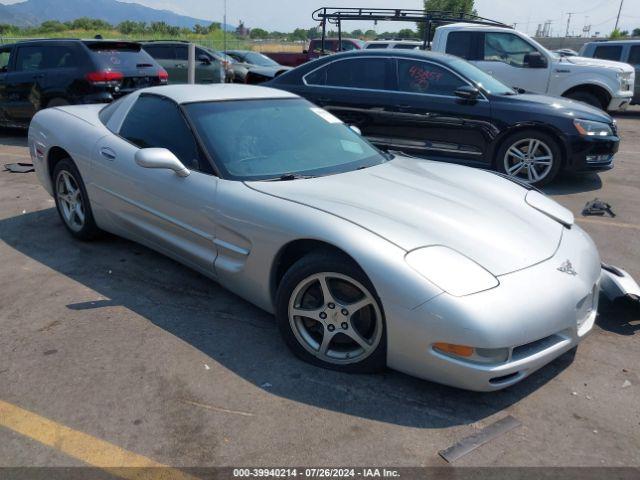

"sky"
[2, 0, 639, 36]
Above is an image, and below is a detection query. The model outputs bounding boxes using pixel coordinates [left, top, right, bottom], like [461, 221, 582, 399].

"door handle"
[99, 147, 116, 160]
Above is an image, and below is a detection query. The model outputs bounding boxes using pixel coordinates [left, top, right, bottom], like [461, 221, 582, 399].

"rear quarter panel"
[28, 106, 109, 196]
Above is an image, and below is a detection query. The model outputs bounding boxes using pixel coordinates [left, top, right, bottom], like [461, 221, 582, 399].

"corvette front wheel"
[276, 252, 386, 373]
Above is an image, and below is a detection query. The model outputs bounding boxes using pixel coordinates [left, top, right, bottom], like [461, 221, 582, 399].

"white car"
[431, 23, 635, 111]
[364, 40, 423, 50]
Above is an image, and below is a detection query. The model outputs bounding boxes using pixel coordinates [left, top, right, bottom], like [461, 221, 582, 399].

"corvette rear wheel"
[497, 130, 562, 186]
[276, 252, 386, 373]
[53, 158, 100, 240]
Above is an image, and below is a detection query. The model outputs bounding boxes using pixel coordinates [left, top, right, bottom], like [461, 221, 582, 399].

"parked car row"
[0, 39, 168, 128]
[1, 24, 633, 186]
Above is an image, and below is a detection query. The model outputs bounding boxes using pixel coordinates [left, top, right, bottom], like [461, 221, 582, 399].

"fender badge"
[558, 260, 577, 276]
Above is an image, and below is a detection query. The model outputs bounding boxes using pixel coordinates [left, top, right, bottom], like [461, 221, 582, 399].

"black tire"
[564, 91, 605, 110]
[46, 97, 70, 108]
[52, 158, 100, 240]
[275, 251, 387, 374]
[496, 129, 563, 187]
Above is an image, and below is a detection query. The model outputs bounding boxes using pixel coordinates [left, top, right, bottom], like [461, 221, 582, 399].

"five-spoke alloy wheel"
[276, 252, 386, 373]
[56, 169, 86, 232]
[52, 158, 100, 240]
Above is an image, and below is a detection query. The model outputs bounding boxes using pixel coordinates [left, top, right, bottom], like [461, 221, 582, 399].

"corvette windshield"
[185, 98, 387, 181]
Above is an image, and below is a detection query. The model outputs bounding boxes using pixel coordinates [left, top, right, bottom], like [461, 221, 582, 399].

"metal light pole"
[614, 0, 624, 31]
[223, 0, 227, 53]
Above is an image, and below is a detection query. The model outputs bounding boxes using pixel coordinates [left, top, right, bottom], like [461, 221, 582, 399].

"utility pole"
[614, 0, 624, 31]
[565, 12, 573, 37]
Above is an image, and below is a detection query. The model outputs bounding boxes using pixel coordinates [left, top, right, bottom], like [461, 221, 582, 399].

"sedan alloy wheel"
[503, 138, 554, 184]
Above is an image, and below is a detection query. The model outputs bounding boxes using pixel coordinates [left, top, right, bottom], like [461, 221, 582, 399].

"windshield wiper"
[264, 173, 318, 181]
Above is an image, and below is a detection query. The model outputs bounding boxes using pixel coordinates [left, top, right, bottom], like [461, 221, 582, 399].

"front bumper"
[607, 92, 633, 111]
[385, 225, 602, 391]
[565, 133, 619, 173]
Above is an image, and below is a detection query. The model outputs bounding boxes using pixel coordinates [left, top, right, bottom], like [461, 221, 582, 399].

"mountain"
[0, 0, 232, 29]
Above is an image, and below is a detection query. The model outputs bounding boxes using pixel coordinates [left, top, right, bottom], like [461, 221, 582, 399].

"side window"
[120, 95, 205, 172]
[397, 60, 465, 95]
[484, 33, 539, 67]
[307, 58, 389, 90]
[341, 41, 359, 51]
[446, 31, 481, 60]
[145, 45, 175, 60]
[175, 45, 188, 61]
[366, 44, 388, 49]
[593, 45, 623, 61]
[45, 46, 78, 69]
[15, 46, 45, 71]
[0, 47, 12, 72]
[628, 45, 640, 66]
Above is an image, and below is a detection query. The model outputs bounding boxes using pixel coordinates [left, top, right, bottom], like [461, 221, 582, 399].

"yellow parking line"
[0, 399, 199, 480]
[577, 217, 640, 231]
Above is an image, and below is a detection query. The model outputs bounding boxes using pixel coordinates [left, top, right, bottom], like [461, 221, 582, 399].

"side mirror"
[349, 125, 362, 136]
[524, 52, 548, 69]
[198, 54, 211, 65]
[135, 148, 190, 177]
[454, 85, 480, 101]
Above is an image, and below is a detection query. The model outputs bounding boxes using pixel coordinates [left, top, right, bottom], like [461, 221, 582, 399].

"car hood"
[248, 157, 564, 276]
[502, 92, 613, 122]
[562, 55, 634, 73]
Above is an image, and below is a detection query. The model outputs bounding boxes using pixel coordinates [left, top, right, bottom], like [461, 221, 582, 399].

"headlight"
[573, 119, 613, 137]
[405, 246, 499, 297]
[617, 71, 633, 90]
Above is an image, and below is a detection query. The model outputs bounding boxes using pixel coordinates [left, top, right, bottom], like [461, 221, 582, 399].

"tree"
[351, 29, 364, 38]
[250, 27, 269, 39]
[397, 28, 417, 39]
[418, 0, 476, 39]
[633, 27, 640, 37]
[193, 24, 208, 35]
[291, 28, 308, 41]
[39, 20, 68, 33]
[610, 28, 629, 39]
[364, 29, 377, 39]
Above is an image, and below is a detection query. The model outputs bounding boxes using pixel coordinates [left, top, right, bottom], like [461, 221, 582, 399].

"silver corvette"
[29, 84, 604, 391]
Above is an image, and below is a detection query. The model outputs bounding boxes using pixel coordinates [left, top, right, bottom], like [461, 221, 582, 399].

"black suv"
[0, 39, 168, 128]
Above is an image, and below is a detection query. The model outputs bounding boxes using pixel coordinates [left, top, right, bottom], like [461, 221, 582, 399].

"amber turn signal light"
[434, 342, 474, 357]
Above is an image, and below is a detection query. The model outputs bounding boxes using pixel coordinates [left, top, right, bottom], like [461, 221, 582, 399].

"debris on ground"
[260, 382, 273, 389]
[204, 364, 210, 370]
[622, 380, 632, 389]
[438, 415, 522, 463]
[4, 162, 34, 173]
[582, 198, 616, 217]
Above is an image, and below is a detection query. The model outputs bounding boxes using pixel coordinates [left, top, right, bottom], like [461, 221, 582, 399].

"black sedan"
[267, 50, 619, 185]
